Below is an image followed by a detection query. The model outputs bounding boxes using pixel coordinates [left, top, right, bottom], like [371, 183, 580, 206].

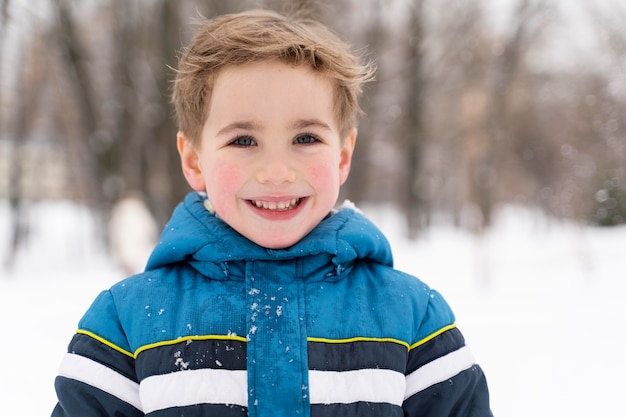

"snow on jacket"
[52, 191, 492, 417]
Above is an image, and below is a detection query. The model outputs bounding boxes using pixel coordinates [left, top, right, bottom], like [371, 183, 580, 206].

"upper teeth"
[253, 199, 299, 211]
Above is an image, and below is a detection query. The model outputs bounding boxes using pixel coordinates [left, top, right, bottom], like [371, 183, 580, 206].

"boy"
[52, 9, 492, 417]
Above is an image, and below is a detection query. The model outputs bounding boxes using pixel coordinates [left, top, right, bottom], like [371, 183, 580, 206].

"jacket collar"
[146, 192, 393, 281]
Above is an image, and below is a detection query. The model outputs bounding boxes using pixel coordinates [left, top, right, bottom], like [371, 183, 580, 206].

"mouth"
[249, 198, 303, 211]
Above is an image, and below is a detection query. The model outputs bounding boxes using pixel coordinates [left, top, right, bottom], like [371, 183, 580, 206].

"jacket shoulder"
[77, 289, 133, 355]
[307, 261, 456, 347]
[372, 265, 457, 344]
[77, 266, 196, 356]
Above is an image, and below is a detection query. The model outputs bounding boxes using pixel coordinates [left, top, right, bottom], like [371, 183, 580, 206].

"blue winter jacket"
[53, 192, 492, 416]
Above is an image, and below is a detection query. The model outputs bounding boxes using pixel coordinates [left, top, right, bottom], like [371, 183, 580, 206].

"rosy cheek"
[307, 160, 339, 191]
[207, 163, 243, 203]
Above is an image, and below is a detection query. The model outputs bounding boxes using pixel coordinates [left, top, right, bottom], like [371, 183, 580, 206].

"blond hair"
[172, 9, 375, 143]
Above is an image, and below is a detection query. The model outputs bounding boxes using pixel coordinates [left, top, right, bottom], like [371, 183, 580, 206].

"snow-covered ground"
[1, 199, 624, 416]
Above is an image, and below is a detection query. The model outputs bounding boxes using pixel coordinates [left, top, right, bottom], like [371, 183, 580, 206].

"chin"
[257, 237, 301, 250]
[248, 231, 307, 250]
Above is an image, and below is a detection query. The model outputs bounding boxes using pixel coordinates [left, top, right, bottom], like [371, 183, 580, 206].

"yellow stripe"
[77, 330, 248, 359]
[76, 329, 135, 358]
[409, 323, 457, 351]
[79, 325, 456, 359]
[308, 336, 410, 350]
[134, 334, 248, 357]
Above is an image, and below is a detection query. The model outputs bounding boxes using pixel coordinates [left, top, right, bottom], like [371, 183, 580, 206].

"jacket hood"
[145, 192, 393, 280]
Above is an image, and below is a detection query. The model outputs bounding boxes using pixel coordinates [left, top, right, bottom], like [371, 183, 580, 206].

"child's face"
[178, 60, 356, 249]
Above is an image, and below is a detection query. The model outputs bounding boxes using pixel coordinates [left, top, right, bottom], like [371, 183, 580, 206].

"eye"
[230, 135, 256, 147]
[294, 134, 320, 145]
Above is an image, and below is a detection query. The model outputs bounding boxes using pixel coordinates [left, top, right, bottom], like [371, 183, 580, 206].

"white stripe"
[140, 368, 248, 413]
[405, 345, 476, 399]
[58, 353, 142, 410]
[309, 368, 405, 406]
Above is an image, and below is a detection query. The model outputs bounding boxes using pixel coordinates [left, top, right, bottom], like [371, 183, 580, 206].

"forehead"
[206, 60, 338, 129]
[213, 60, 332, 98]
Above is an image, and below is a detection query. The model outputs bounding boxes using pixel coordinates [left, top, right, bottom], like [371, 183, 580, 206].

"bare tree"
[51, 0, 103, 204]
[4, 32, 47, 269]
[472, 0, 550, 229]
[398, 0, 428, 238]
[585, 3, 626, 225]
[337, 0, 385, 205]
[0, 0, 9, 126]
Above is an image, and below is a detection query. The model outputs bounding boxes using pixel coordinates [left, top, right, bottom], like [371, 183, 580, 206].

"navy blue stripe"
[407, 327, 466, 373]
[136, 338, 246, 379]
[67, 333, 137, 382]
[145, 403, 248, 417]
[308, 340, 407, 372]
[53, 377, 142, 417]
[311, 402, 403, 417]
[403, 365, 492, 416]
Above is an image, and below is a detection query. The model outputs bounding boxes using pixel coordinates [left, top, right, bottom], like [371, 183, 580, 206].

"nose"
[255, 150, 297, 184]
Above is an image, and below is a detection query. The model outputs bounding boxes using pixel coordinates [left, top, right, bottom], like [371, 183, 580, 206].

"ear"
[338, 128, 357, 185]
[177, 132, 206, 191]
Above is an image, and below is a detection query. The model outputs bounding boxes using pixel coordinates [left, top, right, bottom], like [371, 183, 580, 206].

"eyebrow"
[216, 121, 261, 137]
[216, 119, 333, 137]
[290, 118, 332, 132]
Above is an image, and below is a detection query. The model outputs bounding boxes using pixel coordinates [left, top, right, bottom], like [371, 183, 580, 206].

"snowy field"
[1, 199, 624, 416]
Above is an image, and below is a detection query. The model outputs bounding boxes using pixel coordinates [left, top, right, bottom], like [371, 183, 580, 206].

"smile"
[250, 198, 301, 211]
